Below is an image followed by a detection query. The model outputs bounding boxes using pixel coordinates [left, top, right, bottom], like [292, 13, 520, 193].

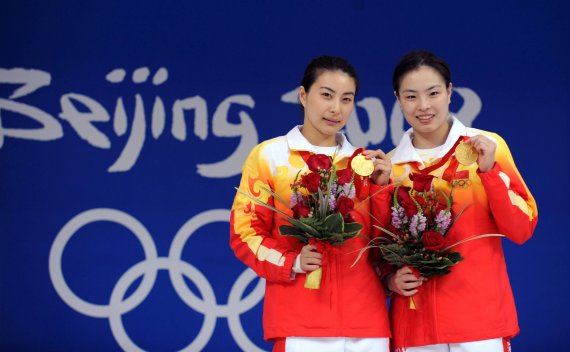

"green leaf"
[440, 190, 452, 210]
[278, 224, 304, 236]
[317, 188, 326, 219]
[324, 213, 344, 233]
[235, 187, 293, 219]
[287, 218, 321, 237]
[278, 225, 310, 243]
[260, 185, 291, 209]
[393, 186, 400, 207]
[328, 233, 346, 245]
[343, 222, 363, 234]
[446, 203, 470, 234]
[372, 225, 400, 240]
[441, 233, 504, 252]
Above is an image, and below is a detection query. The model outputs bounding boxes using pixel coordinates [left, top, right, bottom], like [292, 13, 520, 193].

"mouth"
[323, 117, 341, 125]
[416, 114, 434, 124]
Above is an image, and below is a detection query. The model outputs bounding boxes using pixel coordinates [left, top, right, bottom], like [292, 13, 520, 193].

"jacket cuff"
[477, 162, 508, 189]
[280, 251, 298, 282]
[476, 161, 500, 178]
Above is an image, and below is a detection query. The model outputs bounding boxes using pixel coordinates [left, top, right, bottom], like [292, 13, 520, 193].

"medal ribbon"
[413, 136, 468, 175]
[410, 136, 472, 182]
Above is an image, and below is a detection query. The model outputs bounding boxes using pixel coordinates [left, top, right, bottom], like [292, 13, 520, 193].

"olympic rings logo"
[48, 208, 267, 352]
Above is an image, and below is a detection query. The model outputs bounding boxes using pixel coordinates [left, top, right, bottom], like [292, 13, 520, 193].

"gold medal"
[351, 154, 374, 176]
[455, 142, 478, 166]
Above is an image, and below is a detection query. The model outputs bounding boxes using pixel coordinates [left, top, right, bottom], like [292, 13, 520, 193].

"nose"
[419, 96, 431, 111]
[330, 98, 341, 114]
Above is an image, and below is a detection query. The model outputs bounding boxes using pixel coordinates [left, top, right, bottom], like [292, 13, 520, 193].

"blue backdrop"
[1, 1, 568, 351]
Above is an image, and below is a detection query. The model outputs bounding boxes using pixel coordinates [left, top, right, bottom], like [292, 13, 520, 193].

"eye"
[321, 92, 332, 99]
[405, 95, 415, 101]
[342, 97, 353, 103]
[430, 91, 440, 96]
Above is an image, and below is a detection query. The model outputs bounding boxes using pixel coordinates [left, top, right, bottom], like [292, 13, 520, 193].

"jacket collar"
[286, 125, 355, 157]
[391, 115, 468, 167]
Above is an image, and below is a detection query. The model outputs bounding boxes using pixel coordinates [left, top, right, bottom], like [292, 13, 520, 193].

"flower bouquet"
[356, 172, 502, 308]
[237, 152, 366, 289]
[377, 173, 464, 280]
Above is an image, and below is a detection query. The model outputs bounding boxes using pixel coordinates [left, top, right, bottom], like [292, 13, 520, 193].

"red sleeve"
[477, 135, 538, 244]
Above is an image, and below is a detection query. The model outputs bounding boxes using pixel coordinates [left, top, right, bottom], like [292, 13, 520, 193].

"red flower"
[336, 195, 354, 216]
[434, 201, 447, 214]
[422, 231, 446, 250]
[292, 202, 311, 219]
[409, 173, 436, 192]
[397, 186, 412, 201]
[336, 168, 352, 186]
[397, 187, 418, 217]
[307, 154, 332, 172]
[400, 198, 419, 217]
[301, 172, 320, 193]
[413, 195, 427, 209]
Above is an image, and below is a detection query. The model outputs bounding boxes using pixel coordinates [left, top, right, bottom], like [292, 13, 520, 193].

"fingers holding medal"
[356, 149, 392, 186]
[458, 135, 497, 172]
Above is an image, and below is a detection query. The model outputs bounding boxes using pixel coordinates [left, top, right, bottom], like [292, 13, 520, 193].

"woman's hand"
[466, 135, 496, 172]
[385, 266, 425, 296]
[363, 149, 391, 186]
[299, 244, 322, 272]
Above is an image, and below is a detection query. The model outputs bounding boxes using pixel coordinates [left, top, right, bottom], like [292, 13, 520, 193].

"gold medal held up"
[351, 154, 374, 176]
[455, 142, 478, 166]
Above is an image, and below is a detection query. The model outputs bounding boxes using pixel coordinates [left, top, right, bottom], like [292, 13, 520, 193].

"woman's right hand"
[299, 244, 322, 272]
[386, 266, 425, 296]
[363, 149, 392, 186]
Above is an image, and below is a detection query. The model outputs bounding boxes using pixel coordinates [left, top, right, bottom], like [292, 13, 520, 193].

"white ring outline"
[49, 208, 267, 351]
[49, 208, 158, 317]
[109, 258, 216, 352]
[168, 209, 265, 316]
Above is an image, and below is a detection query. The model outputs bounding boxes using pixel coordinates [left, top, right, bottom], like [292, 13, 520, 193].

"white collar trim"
[391, 115, 469, 167]
[286, 125, 355, 157]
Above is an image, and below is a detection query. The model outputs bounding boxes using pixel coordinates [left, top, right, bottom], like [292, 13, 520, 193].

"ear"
[447, 82, 453, 104]
[299, 86, 307, 108]
[394, 90, 402, 108]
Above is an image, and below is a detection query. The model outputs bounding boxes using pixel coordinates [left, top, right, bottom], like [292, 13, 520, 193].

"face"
[396, 65, 452, 144]
[299, 70, 356, 146]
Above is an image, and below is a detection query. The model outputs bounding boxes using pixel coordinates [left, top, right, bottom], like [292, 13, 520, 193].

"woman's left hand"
[466, 135, 496, 172]
[363, 149, 391, 185]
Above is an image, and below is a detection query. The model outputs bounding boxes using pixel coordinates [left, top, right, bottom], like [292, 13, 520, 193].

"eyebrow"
[401, 84, 443, 93]
[319, 86, 355, 96]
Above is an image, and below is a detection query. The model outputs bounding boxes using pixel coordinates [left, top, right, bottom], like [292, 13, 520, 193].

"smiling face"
[299, 69, 356, 146]
[396, 65, 453, 148]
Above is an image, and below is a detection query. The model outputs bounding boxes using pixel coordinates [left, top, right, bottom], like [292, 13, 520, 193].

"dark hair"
[300, 56, 359, 95]
[392, 50, 451, 95]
